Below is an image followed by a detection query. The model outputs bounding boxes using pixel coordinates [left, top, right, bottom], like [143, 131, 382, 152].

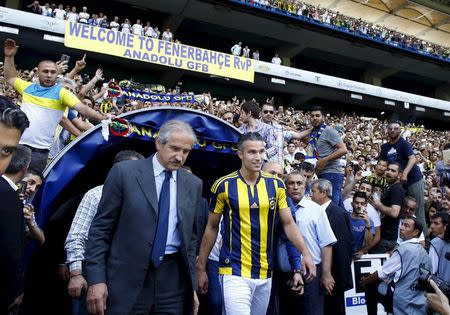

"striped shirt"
[366, 173, 388, 189]
[210, 170, 289, 279]
[14, 78, 80, 149]
[239, 121, 277, 160]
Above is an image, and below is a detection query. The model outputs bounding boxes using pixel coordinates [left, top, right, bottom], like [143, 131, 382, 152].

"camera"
[418, 265, 450, 298]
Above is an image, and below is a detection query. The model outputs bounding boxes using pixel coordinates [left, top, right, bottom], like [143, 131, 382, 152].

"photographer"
[361, 217, 431, 315]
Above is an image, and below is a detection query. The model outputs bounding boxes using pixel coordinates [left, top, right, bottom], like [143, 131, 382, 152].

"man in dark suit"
[0, 98, 30, 314]
[310, 179, 353, 315]
[85, 120, 203, 315]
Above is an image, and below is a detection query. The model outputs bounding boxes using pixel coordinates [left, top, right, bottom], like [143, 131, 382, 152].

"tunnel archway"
[22, 107, 242, 314]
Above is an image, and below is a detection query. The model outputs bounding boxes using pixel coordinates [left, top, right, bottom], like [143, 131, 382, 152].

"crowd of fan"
[26, 1, 177, 42]
[23, 0, 450, 67]
[237, 0, 450, 61]
[1, 37, 450, 315]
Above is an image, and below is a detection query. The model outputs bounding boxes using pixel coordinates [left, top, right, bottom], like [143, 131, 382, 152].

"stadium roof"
[303, 0, 450, 47]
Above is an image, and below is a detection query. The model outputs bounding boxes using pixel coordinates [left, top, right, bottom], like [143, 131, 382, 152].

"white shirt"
[41, 7, 52, 17]
[132, 23, 143, 36]
[145, 26, 155, 37]
[231, 44, 241, 56]
[397, 218, 425, 244]
[2, 175, 17, 190]
[377, 238, 421, 283]
[291, 197, 336, 264]
[66, 12, 78, 23]
[271, 57, 282, 65]
[162, 31, 173, 41]
[78, 11, 90, 23]
[153, 155, 180, 253]
[343, 197, 381, 227]
[242, 47, 250, 58]
[110, 21, 120, 31]
[121, 23, 131, 33]
[319, 200, 332, 211]
[53, 8, 66, 20]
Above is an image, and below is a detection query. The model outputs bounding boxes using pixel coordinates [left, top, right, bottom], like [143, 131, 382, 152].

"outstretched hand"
[4, 39, 19, 57]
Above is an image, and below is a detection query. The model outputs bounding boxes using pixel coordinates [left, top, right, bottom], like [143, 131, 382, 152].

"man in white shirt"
[132, 19, 143, 36]
[162, 28, 173, 41]
[153, 26, 161, 39]
[361, 217, 430, 315]
[109, 16, 120, 31]
[78, 7, 89, 24]
[271, 53, 282, 65]
[278, 171, 337, 315]
[252, 49, 260, 60]
[230, 42, 242, 56]
[396, 196, 425, 244]
[242, 46, 250, 58]
[66, 7, 78, 23]
[40, 3, 52, 17]
[53, 4, 66, 20]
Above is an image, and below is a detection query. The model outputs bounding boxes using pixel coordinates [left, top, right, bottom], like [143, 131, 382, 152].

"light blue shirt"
[278, 197, 336, 271]
[153, 155, 180, 254]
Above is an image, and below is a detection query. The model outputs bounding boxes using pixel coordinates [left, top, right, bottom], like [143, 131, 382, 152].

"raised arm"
[3, 39, 19, 87]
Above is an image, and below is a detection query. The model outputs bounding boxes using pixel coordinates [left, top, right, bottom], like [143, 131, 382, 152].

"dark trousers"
[130, 253, 189, 315]
[324, 289, 346, 315]
[275, 265, 324, 315]
[206, 260, 222, 315]
[364, 281, 393, 315]
[24, 146, 49, 173]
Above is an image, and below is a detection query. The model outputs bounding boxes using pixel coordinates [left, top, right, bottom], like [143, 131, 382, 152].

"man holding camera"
[361, 217, 431, 315]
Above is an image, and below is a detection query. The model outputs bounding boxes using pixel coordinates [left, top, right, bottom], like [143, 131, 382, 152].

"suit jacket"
[325, 202, 353, 291]
[0, 177, 25, 310]
[85, 156, 203, 315]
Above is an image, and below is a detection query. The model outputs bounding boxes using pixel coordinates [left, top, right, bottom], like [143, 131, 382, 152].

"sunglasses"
[263, 110, 274, 114]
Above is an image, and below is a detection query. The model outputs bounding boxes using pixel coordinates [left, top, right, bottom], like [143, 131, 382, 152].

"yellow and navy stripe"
[210, 171, 288, 279]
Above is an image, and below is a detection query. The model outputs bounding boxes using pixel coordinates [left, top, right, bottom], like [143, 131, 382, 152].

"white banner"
[0, 6, 64, 34]
[1, 6, 449, 112]
[344, 254, 389, 315]
[255, 61, 450, 111]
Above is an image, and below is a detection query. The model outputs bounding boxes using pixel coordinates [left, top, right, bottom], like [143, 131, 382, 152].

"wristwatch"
[293, 269, 302, 275]
[365, 225, 371, 230]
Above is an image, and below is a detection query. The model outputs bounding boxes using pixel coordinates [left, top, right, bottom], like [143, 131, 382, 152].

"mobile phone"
[361, 171, 372, 177]
[17, 181, 27, 195]
[60, 54, 70, 63]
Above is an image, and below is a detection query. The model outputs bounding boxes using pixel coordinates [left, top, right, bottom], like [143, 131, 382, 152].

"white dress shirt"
[343, 197, 381, 227]
[153, 154, 180, 254]
[278, 197, 336, 270]
[377, 237, 421, 283]
[2, 175, 17, 190]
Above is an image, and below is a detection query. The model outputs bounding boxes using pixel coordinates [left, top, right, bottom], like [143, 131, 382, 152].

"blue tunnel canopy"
[33, 107, 242, 227]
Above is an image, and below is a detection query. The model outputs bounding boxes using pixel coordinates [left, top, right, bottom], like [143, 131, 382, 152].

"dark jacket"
[0, 177, 25, 310]
[85, 157, 203, 315]
[325, 202, 353, 291]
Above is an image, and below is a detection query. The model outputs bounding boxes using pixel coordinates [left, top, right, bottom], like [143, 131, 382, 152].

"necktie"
[150, 170, 171, 268]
